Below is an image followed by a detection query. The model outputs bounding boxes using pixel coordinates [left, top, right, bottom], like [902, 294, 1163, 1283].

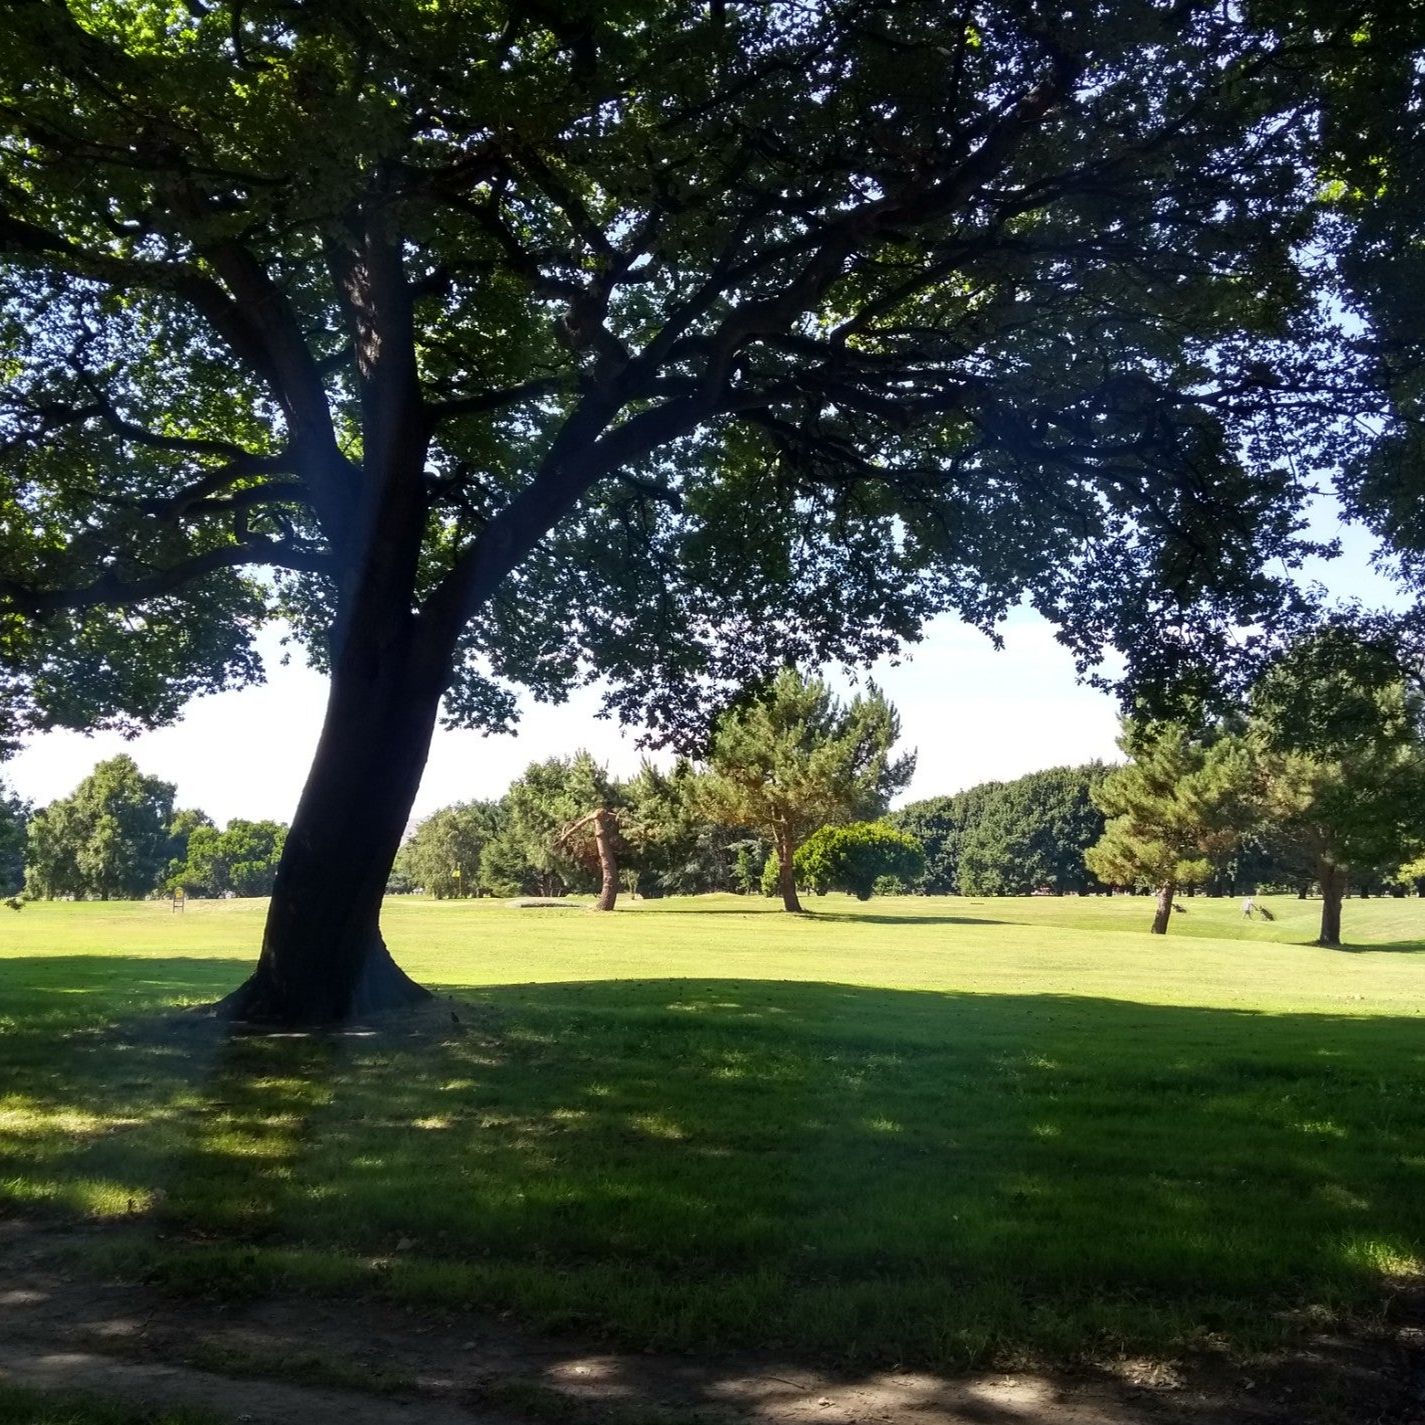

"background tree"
[957, 765, 1109, 896]
[217, 821, 289, 899]
[167, 821, 223, 898]
[396, 802, 503, 899]
[23, 800, 82, 901]
[730, 839, 768, 897]
[25, 756, 176, 901]
[1393, 854, 1425, 897]
[165, 807, 215, 888]
[0, 780, 28, 897]
[480, 754, 614, 899]
[1247, 627, 1425, 947]
[890, 786, 1002, 895]
[700, 670, 912, 912]
[0, 2, 1413, 1018]
[890, 767, 1108, 895]
[167, 818, 287, 898]
[620, 759, 750, 898]
[795, 822, 925, 901]
[1085, 726, 1254, 934]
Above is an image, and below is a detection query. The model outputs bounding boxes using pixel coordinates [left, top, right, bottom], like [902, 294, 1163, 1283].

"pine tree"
[1086, 725, 1253, 934]
[1247, 627, 1425, 947]
[700, 670, 913, 912]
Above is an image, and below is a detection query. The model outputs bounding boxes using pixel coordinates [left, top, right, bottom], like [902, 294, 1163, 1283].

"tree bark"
[216, 653, 442, 1024]
[593, 808, 618, 912]
[1317, 862, 1345, 948]
[777, 835, 802, 913]
[1150, 880, 1176, 935]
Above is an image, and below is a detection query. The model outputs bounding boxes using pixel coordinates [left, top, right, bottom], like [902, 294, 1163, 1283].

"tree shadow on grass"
[2, 956, 1424, 1385]
[800, 907, 1009, 927]
[630, 901, 1011, 927]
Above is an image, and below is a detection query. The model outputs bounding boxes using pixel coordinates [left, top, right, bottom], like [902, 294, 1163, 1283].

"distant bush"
[795, 823, 925, 901]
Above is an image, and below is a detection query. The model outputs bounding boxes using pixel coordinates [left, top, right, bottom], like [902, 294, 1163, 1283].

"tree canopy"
[1, 0, 1406, 739]
[25, 754, 176, 900]
[396, 801, 503, 899]
[1, 0, 1419, 1018]
[795, 821, 925, 901]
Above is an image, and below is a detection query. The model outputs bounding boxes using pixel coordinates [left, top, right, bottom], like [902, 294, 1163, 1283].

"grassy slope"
[2, 893, 1423, 1370]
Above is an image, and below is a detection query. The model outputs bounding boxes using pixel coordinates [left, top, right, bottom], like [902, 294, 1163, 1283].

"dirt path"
[1, 1219, 1421, 1425]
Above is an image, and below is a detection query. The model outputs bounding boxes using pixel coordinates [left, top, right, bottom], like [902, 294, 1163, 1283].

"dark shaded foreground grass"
[0, 1381, 216, 1424]
[3, 953, 1423, 1373]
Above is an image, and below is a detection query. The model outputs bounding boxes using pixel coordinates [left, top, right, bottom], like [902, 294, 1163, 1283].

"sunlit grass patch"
[1, 893, 1423, 1371]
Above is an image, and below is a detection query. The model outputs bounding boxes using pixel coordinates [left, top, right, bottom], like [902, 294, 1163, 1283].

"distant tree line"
[393, 671, 915, 909]
[6, 755, 286, 901]
[6, 629, 1423, 931]
[890, 765, 1112, 897]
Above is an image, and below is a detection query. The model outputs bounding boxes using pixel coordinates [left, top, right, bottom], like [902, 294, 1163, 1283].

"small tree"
[1393, 855, 1425, 897]
[167, 822, 224, 897]
[621, 759, 752, 897]
[1086, 724, 1253, 934]
[165, 808, 215, 886]
[795, 822, 925, 901]
[731, 841, 766, 897]
[556, 806, 623, 912]
[700, 670, 913, 912]
[220, 821, 289, 898]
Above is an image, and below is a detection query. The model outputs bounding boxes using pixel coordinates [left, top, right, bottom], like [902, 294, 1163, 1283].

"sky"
[4, 511, 1408, 826]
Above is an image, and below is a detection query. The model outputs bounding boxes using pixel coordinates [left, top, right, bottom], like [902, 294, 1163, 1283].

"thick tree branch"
[0, 539, 332, 616]
[426, 376, 569, 426]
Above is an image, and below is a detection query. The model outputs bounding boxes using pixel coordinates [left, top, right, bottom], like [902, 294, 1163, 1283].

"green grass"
[2, 892, 1423, 1371]
[0, 1383, 217, 1425]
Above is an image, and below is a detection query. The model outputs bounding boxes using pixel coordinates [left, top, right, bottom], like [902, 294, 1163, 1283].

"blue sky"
[5, 509, 1407, 825]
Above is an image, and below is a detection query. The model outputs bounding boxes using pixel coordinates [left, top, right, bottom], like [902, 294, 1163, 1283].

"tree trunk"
[777, 835, 802, 913]
[593, 808, 618, 912]
[1317, 862, 1345, 948]
[216, 657, 442, 1024]
[1150, 880, 1176, 935]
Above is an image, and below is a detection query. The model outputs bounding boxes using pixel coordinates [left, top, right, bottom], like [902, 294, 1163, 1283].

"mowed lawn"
[2, 892, 1424, 1371]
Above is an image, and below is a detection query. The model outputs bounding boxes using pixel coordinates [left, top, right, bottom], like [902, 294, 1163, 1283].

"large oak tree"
[0, 1, 1412, 1019]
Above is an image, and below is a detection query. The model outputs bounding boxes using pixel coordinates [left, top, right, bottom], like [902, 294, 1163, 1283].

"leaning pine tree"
[0, 3, 1413, 1019]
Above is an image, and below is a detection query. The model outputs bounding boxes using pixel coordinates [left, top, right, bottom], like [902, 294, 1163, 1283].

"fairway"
[3, 893, 1424, 1374]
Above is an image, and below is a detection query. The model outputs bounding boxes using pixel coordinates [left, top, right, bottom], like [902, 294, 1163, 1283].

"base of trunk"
[213, 936, 431, 1026]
